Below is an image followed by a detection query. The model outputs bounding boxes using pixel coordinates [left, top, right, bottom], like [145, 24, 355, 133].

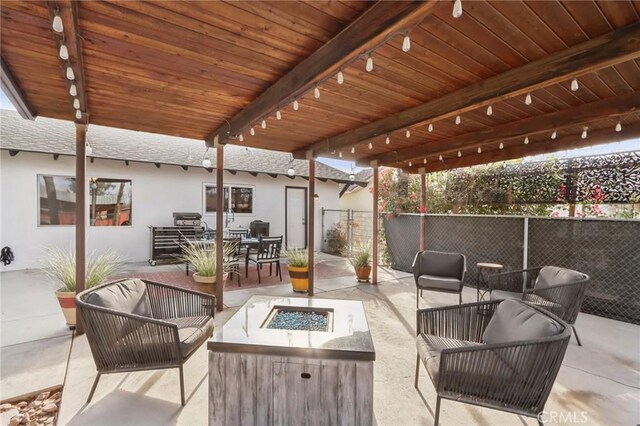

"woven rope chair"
[415, 300, 571, 426]
[76, 279, 215, 406]
[488, 266, 590, 345]
[412, 250, 466, 308]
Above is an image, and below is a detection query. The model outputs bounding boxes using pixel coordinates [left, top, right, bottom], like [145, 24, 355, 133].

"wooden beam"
[363, 92, 639, 166]
[75, 122, 87, 335]
[215, 143, 224, 312]
[206, 1, 438, 146]
[46, 1, 89, 123]
[0, 56, 35, 120]
[298, 22, 640, 158]
[372, 164, 379, 285]
[308, 160, 315, 297]
[403, 122, 640, 174]
[339, 184, 352, 198]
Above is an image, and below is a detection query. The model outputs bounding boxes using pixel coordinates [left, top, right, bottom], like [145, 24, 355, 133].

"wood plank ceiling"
[1, 0, 639, 173]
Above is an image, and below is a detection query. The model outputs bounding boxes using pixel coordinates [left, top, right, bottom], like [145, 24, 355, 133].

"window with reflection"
[38, 175, 76, 225]
[89, 178, 132, 226]
[204, 184, 254, 214]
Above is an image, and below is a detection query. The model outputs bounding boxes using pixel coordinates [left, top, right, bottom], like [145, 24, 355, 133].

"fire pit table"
[208, 296, 375, 425]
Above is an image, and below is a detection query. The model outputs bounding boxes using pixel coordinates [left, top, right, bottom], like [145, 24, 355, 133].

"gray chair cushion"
[167, 316, 214, 357]
[85, 279, 151, 317]
[483, 299, 563, 345]
[535, 266, 587, 290]
[416, 334, 481, 385]
[490, 289, 521, 301]
[417, 275, 462, 291]
[415, 251, 465, 279]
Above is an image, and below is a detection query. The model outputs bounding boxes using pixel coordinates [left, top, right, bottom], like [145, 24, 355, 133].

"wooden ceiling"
[1, 0, 639, 173]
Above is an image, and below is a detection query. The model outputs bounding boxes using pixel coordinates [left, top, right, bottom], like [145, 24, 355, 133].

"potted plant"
[42, 247, 123, 327]
[283, 247, 309, 293]
[180, 241, 233, 287]
[349, 241, 372, 282]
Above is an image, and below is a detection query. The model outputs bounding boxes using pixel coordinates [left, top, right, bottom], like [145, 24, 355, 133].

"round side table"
[476, 262, 503, 302]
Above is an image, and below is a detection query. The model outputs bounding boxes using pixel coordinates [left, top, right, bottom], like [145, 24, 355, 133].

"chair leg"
[416, 288, 419, 309]
[434, 396, 441, 426]
[537, 416, 544, 426]
[459, 292, 462, 305]
[572, 325, 583, 346]
[270, 263, 273, 276]
[179, 366, 185, 406]
[414, 354, 420, 389]
[245, 260, 249, 278]
[257, 264, 261, 284]
[87, 373, 102, 404]
[278, 261, 282, 281]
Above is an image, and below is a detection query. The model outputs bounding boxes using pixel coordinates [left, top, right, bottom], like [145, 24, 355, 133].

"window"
[89, 178, 132, 226]
[204, 184, 254, 215]
[38, 175, 76, 225]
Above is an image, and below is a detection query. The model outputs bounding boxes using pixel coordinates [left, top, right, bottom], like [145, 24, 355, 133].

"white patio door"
[285, 187, 307, 249]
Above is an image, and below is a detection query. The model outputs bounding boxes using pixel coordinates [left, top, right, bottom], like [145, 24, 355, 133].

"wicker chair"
[76, 279, 215, 406]
[415, 299, 571, 426]
[488, 266, 590, 345]
[412, 250, 466, 308]
[245, 236, 283, 284]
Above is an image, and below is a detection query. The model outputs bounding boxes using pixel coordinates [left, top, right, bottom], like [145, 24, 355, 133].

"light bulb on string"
[423, 158, 427, 164]
[486, 105, 493, 116]
[571, 78, 579, 91]
[452, 0, 463, 18]
[477, 147, 482, 154]
[402, 33, 411, 53]
[351, 146, 355, 154]
[349, 171, 355, 181]
[499, 142, 504, 150]
[439, 155, 443, 161]
[428, 123, 433, 132]
[69, 84, 77, 97]
[455, 115, 461, 125]
[368, 141, 372, 150]
[238, 134, 244, 142]
[524, 136, 529, 145]
[250, 127, 255, 136]
[551, 130, 557, 140]
[66, 66, 75, 81]
[59, 44, 69, 60]
[525, 93, 532, 105]
[202, 149, 212, 168]
[339, 151, 343, 158]
[293, 98, 299, 111]
[581, 127, 588, 139]
[287, 167, 295, 177]
[408, 161, 412, 167]
[314, 85, 320, 99]
[337, 69, 344, 85]
[52, 11, 63, 33]
[261, 119, 267, 129]
[366, 54, 374, 72]
[276, 110, 282, 120]
[75, 110, 82, 120]
[73, 98, 80, 109]
[405, 129, 411, 138]
[615, 121, 622, 132]
[458, 151, 462, 157]
[385, 135, 390, 145]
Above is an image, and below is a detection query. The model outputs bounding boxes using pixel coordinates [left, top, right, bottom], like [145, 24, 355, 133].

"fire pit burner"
[262, 306, 333, 332]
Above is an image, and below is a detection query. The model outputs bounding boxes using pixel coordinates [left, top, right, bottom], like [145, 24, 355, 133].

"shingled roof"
[0, 110, 366, 185]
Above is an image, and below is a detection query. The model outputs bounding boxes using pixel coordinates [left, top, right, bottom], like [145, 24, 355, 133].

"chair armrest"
[145, 280, 215, 320]
[417, 301, 501, 343]
[523, 280, 588, 323]
[487, 267, 542, 293]
[412, 251, 421, 281]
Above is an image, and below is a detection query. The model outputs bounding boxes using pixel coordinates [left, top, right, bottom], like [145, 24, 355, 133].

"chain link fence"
[321, 209, 374, 257]
[383, 213, 640, 324]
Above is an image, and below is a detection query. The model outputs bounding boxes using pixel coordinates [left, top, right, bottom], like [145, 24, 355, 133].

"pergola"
[2, 1, 639, 316]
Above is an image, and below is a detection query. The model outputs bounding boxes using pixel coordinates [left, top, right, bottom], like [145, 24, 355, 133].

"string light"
[337, 69, 344, 85]
[366, 54, 374, 72]
[287, 166, 295, 176]
[238, 134, 244, 142]
[351, 146, 355, 154]
[314, 85, 320, 99]
[423, 158, 427, 164]
[571, 78, 579, 91]
[551, 130, 557, 140]
[458, 151, 462, 157]
[349, 171, 355, 181]
[69, 84, 77, 97]
[250, 127, 255, 136]
[385, 135, 390, 145]
[405, 129, 411, 138]
[581, 127, 588, 139]
[66, 66, 75, 81]
[455, 115, 461, 125]
[439, 155, 443, 161]
[499, 142, 504, 150]
[59, 44, 69, 60]
[402, 33, 411, 53]
[73, 98, 80, 109]
[408, 161, 412, 167]
[293, 98, 299, 111]
[615, 121, 622, 132]
[486, 105, 493, 116]
[428, 123, 433, 132]
[261, 119, 267, 129]
[452, 0, 463, 18]
[52, 10, 63, 33]
[477, 147, 482, 154]
[525, 93, 532, 105]
[368, 141, 373, 150]
[339, 151, 343, 158]
[202, 149, 212, 168]
[524, 136, 529, 144]
[276, 110, 282, 120]
[75, 110, 81, 120]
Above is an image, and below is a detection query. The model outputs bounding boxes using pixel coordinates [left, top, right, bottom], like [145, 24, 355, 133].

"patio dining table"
[177, 236, 260, 275]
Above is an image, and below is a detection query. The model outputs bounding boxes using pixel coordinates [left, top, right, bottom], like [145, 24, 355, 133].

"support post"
[75, 123, 87, 334]
[216, 144, 224, 311]
[308, 158, 315, 296]
[419, 168, 426, 251]
[372, 164, 379, 285]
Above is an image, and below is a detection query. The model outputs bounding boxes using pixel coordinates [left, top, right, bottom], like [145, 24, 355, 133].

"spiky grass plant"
[180, 241, 236, 277]
[283, 247, 308, 268]
[42, 246, 124, 292]
[349, 241, 372, 268]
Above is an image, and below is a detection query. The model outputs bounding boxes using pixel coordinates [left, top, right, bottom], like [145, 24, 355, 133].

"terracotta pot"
[55, 290, 76, 327]
[355, 265, 372, 281]
[288, 266, 309, 293]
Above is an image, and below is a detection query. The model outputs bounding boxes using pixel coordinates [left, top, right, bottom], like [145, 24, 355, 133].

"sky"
[2, 89, 638, 171]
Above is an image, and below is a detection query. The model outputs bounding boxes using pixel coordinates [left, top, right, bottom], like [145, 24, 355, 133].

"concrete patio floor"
[2, 260, 639, 425]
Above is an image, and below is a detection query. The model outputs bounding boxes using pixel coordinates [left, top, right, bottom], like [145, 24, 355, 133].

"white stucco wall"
[339, 181, 373, 211]
[0, 151, 340, 271]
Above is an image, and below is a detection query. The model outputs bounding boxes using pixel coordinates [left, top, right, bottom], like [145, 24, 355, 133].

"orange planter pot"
[288, 266, 309, 293]
[55, 290, 76, 328]
[355, 265, 372, 281]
